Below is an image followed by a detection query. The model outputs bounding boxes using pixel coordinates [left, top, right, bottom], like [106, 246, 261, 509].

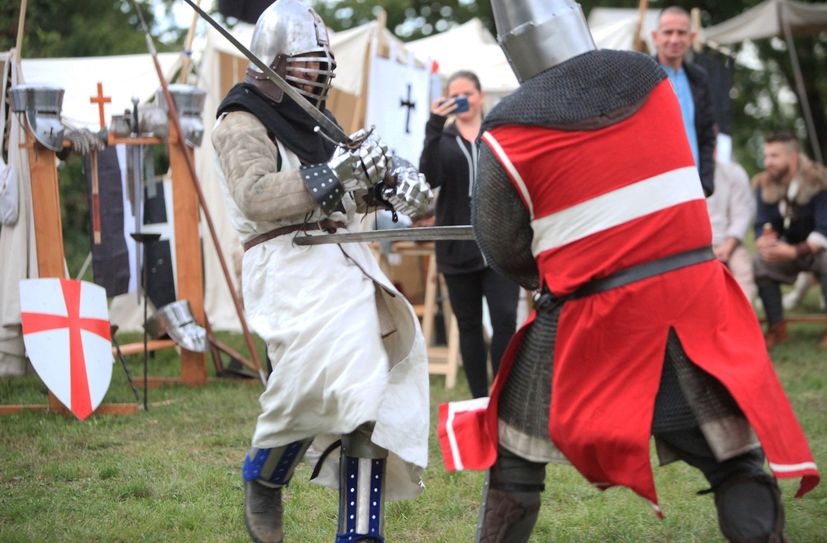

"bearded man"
[753, 130, 827, 348]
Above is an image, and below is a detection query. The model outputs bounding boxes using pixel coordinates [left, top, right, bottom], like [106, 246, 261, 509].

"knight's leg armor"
[336, 424, 388, 543]
[656, 428, 787, 543]
[242, 440, 313, 543]
[476, 446, 546, 543]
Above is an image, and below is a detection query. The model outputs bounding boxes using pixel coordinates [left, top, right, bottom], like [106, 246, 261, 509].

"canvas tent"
[588, 8, 661, 53]
[702, 0, 827, 163]
[402, 11, 670, 107]
[406, 18, 518, 107]
[703, 0, 827, 46]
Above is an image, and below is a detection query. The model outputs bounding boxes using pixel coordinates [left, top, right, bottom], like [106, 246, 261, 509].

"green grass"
[1, 328, 825, 542]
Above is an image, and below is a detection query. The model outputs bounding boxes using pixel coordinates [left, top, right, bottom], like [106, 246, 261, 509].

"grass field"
[1, 319, 825, 542]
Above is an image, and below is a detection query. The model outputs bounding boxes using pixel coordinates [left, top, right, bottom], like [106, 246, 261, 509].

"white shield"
[19, 278, 113, 420]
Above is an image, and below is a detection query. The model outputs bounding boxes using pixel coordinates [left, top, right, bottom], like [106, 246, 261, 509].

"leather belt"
[243, 219, 346, 252]
[534, 246, 715, 312]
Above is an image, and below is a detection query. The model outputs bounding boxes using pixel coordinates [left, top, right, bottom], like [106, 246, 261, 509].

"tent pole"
[782, 8, 823, 163]
[633, 0, 649, 53]
[178, 0, 201, 84]
[15, 0, 28, 55]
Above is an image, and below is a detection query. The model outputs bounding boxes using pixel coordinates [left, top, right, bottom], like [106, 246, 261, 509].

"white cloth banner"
[365, 55, 431, 165]
[0, 51, 19, 225]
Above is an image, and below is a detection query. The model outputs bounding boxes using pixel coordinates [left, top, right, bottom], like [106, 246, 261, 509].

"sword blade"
[182, 0, 352, 147]
[292, 225, 475, 245]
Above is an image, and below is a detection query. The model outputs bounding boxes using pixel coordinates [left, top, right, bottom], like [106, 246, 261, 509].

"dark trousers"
[754, 251, 827, 325]
[443, 268, 520, 398]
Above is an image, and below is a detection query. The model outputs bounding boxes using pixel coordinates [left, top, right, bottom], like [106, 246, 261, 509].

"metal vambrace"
[336, 425, 388, 543]
[242, 439, 313, 488]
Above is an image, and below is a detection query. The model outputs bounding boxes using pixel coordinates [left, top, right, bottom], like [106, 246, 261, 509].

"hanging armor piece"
[490, 0, 596, 83]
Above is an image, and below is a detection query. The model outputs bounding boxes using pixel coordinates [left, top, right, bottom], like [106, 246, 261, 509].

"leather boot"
[244, 481, 284, 543]
[477, 488, 541, 543]
[764, 321, 787, 349]
[714, 473, 788, 543]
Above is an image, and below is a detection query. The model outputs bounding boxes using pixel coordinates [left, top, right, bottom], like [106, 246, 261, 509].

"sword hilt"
[314, 125, 373, 150]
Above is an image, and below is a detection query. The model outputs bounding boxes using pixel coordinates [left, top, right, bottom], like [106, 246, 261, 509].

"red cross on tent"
[19, 279, 113, 420]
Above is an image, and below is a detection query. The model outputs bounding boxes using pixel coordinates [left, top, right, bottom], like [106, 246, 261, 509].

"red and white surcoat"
[440, 79, 819, 508]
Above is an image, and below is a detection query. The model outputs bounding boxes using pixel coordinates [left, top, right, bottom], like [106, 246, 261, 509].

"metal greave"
[336, 425, 388, 543]
[242, 439, 313, 487]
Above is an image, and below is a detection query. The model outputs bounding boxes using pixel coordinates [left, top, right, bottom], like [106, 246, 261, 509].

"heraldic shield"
[19, 279, 113, 420]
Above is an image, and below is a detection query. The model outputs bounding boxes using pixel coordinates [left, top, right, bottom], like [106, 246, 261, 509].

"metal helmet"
[9, 84, 65, 151]
[491, 0, 596, 83]
[158, 84, 207, 147]
[145, 300, 208, 353]
[244, 0, 336, 107]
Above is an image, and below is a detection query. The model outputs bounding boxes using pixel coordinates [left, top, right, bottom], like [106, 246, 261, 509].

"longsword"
[182, 0, 358, 148]
[292, 225, 475, 245]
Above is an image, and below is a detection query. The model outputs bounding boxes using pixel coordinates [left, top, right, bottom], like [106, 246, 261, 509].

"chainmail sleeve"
[473, 143, 539, 290]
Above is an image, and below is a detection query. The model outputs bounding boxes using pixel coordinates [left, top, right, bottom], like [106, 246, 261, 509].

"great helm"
[491, 0, 596, 83]
[244, 0, 336, 107]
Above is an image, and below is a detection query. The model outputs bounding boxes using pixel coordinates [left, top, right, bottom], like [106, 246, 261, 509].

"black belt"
[534, 246, 715, 312]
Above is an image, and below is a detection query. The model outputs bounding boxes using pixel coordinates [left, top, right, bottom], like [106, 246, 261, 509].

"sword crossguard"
[314, 125, 374, 150]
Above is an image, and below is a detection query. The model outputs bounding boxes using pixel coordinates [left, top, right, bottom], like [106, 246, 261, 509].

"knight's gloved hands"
[381, 164, 433, 218]
[352, 130, 390, 188]
[326, 130, 389, 192]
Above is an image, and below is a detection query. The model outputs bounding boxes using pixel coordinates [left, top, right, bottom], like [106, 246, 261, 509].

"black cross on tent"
[400, 84, 416, 134]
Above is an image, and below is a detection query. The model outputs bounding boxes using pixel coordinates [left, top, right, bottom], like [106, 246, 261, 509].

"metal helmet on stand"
[244, 0, 336, 107]
[9, 84, 65, 151]
[145, 300, 208, 353]
[158, 84, 207, 147]
[491, 0, 596, 83]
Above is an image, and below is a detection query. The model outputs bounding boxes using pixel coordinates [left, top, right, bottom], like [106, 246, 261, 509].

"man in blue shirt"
[652, 6, 717, 196]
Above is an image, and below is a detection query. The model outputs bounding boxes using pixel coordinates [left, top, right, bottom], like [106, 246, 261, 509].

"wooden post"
[177, 0, 201, 84]
[633, 0, 650, 53]
[15, 0, 27, 55]
[168, 122, 207, 385]
[26, 141, 69, 413]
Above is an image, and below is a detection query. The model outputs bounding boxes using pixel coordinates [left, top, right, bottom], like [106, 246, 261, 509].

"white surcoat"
[214, 112, 429, 500]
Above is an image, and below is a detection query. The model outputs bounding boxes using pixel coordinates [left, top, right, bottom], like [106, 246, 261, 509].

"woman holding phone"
[419, 70, 519, 398]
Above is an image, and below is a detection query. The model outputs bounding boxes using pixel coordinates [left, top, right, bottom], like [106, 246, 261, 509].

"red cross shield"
[19, 279, 113, 420]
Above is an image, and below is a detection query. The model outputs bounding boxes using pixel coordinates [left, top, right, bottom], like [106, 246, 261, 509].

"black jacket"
[684, 61, 717, 196]
[419, 113, 486, 274]
[656, 58, 718, 196]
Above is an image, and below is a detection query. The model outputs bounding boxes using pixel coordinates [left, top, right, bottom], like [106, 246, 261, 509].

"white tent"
[588, 8, 661, 53]
[406, 18, 518, 105]
[703, 0, 827, 46]
[21, 53, 180, 130]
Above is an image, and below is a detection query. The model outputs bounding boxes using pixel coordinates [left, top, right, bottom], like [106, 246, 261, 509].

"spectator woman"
[419, 70, 519, 398]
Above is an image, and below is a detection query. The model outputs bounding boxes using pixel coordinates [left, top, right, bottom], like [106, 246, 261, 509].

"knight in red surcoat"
[444, 2, 820, 541]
